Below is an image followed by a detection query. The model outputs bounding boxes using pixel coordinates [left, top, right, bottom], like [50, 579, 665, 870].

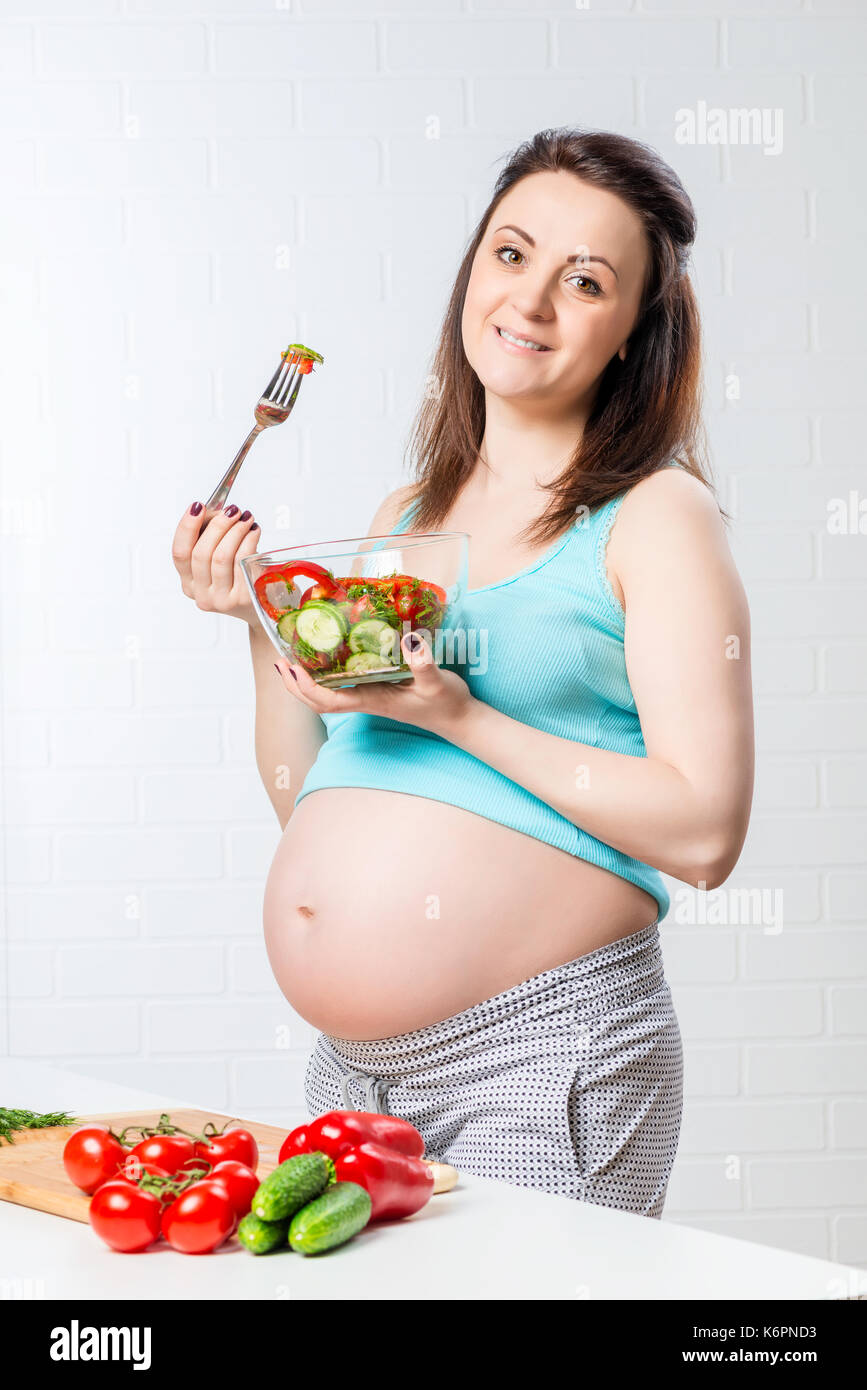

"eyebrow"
[493, 224, 619, 281]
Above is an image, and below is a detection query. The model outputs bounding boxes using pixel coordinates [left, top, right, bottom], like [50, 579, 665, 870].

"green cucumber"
[276, 609, 298, 642]
[237, 1211, 290, 1255]
[344, 651, 397, 674]
[287, 1181, 372, 1256]
[252, 1151, 334, 1223]
[348, 617, 399, 658]
[294, 601, 349, 654]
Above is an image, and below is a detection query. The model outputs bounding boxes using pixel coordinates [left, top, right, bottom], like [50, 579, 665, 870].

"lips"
[494, 325, 552, 351]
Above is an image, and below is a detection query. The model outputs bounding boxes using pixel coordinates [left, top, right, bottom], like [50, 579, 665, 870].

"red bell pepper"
[277, 1124, 311, 1162]
[254, 560, 347, 621]
[333, 1141, 434, 1222]
[278, 1110, 425, 1165]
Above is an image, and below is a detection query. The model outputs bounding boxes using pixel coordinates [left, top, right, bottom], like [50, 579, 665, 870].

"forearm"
[442, 699, 725, 887]
[248, 625, 326, 830]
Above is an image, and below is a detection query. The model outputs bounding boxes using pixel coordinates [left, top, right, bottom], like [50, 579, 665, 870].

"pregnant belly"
[263, 787, 659, 1040]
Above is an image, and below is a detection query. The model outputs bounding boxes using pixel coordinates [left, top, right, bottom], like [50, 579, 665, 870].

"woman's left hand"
[273, 632, 477, 738]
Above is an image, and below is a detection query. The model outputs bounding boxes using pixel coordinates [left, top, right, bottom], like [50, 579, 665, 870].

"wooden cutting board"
[0, 1109, 458, 1223]
[0, 1109, 287, 1223]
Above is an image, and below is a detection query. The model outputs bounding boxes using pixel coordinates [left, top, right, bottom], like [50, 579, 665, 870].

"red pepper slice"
[254, 561, 346, 620]
[332, 1141, 434, 1222]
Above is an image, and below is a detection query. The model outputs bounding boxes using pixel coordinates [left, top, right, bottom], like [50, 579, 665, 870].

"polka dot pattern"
[304, 920, 683, 1220]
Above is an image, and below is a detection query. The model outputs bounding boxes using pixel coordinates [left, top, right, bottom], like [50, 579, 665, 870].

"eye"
[567, 272, 602, 297]
[493, 242, 524, 267]
[493, 244, 602, 296]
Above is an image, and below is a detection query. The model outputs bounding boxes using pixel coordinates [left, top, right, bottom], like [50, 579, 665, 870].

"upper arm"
[607, 468, 755, 878]
[366, 484, 419, 540]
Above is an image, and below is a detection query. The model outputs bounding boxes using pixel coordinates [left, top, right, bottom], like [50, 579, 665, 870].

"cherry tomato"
[89, 1180, 163, 1253]
[160, 1179, 236, 1255]
[194, 1128, 258, 1172]
[128, 1134, 196, 1176]
[114, 1156, 172, 1186]
[208, 1160, 259, 1219]
[63, 1127, 128, 1195]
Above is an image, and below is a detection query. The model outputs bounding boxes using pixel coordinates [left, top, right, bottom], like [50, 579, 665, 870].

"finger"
[228, 522, 262, 606]
[171, 501, 207, 591]
[281, 659, 363, 715]
[270, 656, 339, 711]
[189, 505, 248, 590]
[272, 658, 329, 712]
[401, 631, 437, 677]
[210, 510, 257, 597]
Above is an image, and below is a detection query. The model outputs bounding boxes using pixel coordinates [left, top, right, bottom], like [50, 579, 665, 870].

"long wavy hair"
[399, 126, 726, 545]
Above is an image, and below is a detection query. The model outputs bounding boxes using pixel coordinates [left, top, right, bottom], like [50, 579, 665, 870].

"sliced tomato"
[347, 592, 383, 624]
[298, 580, 345, 607]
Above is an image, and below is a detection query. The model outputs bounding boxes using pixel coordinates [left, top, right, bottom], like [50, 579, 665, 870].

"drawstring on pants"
[339, 1070, 397, 1114]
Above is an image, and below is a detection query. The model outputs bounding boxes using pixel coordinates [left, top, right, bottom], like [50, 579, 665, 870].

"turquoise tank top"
[294, 461, 684, 921]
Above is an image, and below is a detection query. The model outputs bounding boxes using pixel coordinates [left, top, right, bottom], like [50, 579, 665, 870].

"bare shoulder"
[606, 465, 731, 606]
[365, 483, 419, 539]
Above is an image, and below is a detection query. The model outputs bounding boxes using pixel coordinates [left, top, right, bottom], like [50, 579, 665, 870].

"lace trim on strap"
[594, 492, 629, 627]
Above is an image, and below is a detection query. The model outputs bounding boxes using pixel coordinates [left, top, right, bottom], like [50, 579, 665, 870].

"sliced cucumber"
[294, 600, 349, 653]
[344, 651, 397, 674]
[348, 618, 399, 658]
[276, 610, 298, 643]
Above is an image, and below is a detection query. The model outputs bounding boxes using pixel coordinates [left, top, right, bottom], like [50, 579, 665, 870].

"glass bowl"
[240, 530, 469, 688]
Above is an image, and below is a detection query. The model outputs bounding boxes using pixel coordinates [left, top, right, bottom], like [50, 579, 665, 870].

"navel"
[297, 904, 315, 919]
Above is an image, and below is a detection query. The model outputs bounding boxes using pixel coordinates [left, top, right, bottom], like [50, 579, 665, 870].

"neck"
[475, 390, 591, 497]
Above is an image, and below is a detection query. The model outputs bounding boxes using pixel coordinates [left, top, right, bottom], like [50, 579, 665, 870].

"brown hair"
[399, 126, 727, 545]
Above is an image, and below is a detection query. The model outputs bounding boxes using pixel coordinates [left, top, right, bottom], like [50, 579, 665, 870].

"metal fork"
[198, 352, 311, 530]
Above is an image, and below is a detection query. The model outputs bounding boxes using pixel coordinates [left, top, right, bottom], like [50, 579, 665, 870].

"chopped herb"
[0, 1107, 77, 1145]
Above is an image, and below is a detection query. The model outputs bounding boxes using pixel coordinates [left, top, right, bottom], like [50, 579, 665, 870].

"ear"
[618, 342, 628, 362]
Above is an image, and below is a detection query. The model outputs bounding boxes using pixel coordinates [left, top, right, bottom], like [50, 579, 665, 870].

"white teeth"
[497, 326, 547, 351]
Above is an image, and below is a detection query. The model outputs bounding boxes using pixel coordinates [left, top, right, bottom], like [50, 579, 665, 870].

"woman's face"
[461, 169, 649, 409]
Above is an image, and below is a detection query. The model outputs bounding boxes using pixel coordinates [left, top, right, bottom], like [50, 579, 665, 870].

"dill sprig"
[0, 1107, 77, 1145]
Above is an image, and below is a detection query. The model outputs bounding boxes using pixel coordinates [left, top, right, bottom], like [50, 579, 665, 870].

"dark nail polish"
[224, 504, 239, 518]
[190, 501, 203, 516]
[239, 509, 252, 522]
[249, 522, 260, 532]
[407, 633, 421, 651]
[274, 663, 281, 674]
[289, 668, 298, 681]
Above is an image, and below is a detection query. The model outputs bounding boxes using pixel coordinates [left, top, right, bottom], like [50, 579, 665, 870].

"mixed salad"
[253, 558, 448, 680]
[281, 342, 324, 374]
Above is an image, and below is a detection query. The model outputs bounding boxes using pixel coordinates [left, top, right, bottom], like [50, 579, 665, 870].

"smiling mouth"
[495, 325, 552, 352]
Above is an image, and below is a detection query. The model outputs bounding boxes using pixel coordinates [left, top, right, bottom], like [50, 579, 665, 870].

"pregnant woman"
[173, 129, 754, 1219]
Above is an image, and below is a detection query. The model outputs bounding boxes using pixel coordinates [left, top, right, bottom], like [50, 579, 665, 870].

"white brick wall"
[1, 2, 864, 1270]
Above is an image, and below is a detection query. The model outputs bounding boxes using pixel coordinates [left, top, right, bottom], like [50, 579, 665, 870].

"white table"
[1, 1061, 863, 1301]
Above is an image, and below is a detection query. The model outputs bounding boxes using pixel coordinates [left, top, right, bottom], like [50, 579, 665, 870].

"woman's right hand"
[171, 501, 262, 626]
